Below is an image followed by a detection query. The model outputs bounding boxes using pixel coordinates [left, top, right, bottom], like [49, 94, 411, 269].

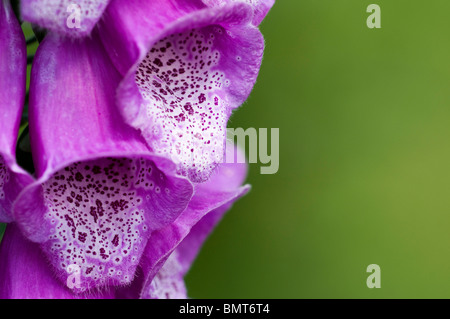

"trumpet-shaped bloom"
[0, 0, 34, 223]
[0, 146, 249, 298]
[20, 0, 110, 37]
[98, 0, 267, 182]
[11, 32, 191, 292]
[18, 0, 274, 181]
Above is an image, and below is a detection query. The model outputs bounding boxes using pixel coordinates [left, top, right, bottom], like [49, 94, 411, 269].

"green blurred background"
[3, 0, 450, 298]
[186, 0, 450, 298]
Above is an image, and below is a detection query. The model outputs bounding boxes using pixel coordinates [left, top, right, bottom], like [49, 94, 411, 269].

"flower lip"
[114, 1, 256, 112]
[0, 156, 10, 208]
[132, 26, 232, 183]
[139, 183, 250, 299]
[12, 151, 194, 293]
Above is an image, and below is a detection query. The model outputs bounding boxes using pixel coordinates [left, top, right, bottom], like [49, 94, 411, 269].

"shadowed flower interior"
[39, 156, 190, 292]
[134, 25, 244, 182]
[0, 157, 9, 200]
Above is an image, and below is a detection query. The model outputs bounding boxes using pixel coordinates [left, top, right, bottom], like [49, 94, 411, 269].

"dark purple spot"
[184, 103, 194, 115]
[112, 235, 119, 247]
[75, 172, 84, 181]
[153, 58, 163, 67]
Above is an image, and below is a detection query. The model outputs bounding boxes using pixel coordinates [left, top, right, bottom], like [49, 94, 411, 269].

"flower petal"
[99, 1, 264, 182]
[140, 185, 249, 299]
[13, 32, 194, 293]
[164, 144, 249, 278]
[115, 144, 249, 299]
[0, 0, 33, 222]
[201, 0, 275, 25]
[20, 0, 110, 37]
[0, 223, 116, 298]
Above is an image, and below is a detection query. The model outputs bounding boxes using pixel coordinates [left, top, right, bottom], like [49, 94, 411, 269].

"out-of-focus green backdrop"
[3, 0, 450, 298]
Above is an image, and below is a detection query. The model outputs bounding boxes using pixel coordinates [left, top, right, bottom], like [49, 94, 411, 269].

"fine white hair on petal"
[41, 157, 171, 291]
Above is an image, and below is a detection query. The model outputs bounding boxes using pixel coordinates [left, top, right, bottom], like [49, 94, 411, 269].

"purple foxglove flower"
[97, 0, 270, 182]
[3, 24, 249, 297]
[129, 150, 249, 299]
[0, 145, 249, 298]
[20, 0, 111, 37]
[0, 0, 34, 223]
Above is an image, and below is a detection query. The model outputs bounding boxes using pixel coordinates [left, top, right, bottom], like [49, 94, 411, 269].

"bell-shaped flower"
[1, 26, 250, 295]
[18, 0, 274, 181]
[8, 32, 194, 293]
[19, 0, 274, 37]
[0, 141, 249, 298]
